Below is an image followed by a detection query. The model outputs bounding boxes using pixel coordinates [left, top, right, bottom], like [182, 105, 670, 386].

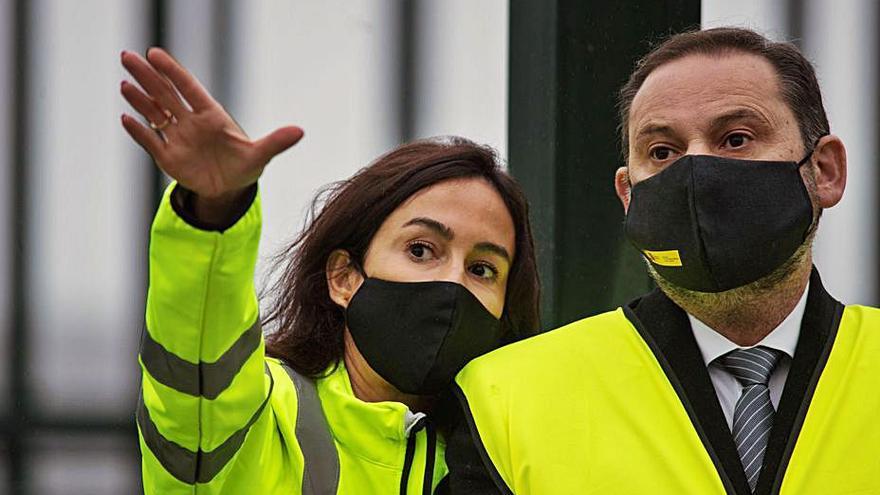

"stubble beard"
[648, 166, 822, 337]
[647, 228, 815, 329]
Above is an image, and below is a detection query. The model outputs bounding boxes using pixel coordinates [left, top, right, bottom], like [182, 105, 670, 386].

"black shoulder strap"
[449, 384, 512, 495]
[763, 268, 843, 494]
[280, 362, 340, 495]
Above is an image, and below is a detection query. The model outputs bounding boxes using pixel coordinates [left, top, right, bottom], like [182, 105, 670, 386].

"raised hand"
[120, 48, 303, 219]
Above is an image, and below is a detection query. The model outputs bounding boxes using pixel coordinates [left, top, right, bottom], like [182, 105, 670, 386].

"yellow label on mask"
[643, 249, 683, 267]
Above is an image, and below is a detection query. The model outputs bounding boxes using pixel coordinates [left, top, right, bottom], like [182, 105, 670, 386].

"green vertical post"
[509, 0, 701, 329]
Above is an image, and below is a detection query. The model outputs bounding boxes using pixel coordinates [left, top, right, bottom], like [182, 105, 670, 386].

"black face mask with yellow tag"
[624, 153, 814, 293]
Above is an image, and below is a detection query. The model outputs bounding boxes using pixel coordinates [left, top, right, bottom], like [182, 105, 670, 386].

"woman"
[121, 48, 540, 494]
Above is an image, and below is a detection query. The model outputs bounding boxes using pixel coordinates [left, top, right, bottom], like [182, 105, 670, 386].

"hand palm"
[120, 48, 303, 200]
[159, 109, 260, 197]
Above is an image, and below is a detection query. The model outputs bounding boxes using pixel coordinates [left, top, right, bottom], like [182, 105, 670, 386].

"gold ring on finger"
[150, 109, 174, 131]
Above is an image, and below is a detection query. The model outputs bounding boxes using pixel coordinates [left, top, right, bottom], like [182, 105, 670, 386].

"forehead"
[385, 177, 515, 247]
[629, 52, 792, 137]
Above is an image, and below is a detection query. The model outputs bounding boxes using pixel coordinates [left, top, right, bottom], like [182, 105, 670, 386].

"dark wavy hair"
[263, 136, 541, 377]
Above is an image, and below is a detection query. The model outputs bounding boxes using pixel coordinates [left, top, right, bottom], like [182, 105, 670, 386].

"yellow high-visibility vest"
[138, 183, 447, 494]
[456, 292, 880, 494]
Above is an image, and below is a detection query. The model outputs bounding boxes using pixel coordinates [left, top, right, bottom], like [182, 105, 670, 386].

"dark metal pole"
[213, 0, 234, 106]
[508, 0, 560, 329]
[10, 0, 31, 493]
[398, 0, 417, 143]
[787, 0, 804, 46]
[130, 2, 168, 492]
[150, 0, 167, 206]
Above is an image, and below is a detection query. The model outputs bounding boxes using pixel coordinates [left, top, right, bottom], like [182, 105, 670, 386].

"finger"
[121, 50, 187, 116]
[120, 81, 172, 129]
[146, 47, 215, 112]
[252, 126, 305, 164]
[121, 114, 166, 160]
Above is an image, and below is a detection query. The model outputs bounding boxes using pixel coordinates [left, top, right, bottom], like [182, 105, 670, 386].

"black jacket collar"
[623, 267, 844, 495]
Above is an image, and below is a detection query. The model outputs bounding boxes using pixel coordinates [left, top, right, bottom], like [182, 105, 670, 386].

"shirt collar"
[688, 282, 809, 366]
[317, 361, 441, 467]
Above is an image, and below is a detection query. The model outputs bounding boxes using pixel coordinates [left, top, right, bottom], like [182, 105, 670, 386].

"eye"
[723, 132, 751, 149]
[469, 262, 499, 280]
[407, 241, 435, 261]
[648, 145, 676, 161]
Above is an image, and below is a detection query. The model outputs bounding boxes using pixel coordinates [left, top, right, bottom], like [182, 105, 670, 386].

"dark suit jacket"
[443, 268, 844, 495]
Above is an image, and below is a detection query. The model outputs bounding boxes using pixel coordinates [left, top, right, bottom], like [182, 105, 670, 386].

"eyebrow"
[632, 123, 676, 146]
[708, 108, 772, 135]
[635, 123, 675, 138]
[404, 217, 453, 240]
[402, 217, 512, 262]
[474, 242, 511, 263]
[633, 108, 773, 145]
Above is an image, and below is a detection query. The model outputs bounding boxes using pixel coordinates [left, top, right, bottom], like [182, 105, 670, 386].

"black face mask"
[624, 153, 815, 293]
[345, 278, 503, 395]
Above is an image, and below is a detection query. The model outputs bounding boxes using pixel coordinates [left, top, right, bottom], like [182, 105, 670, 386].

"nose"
[437, 258, 468, 286]
[685, 140, 713, 156]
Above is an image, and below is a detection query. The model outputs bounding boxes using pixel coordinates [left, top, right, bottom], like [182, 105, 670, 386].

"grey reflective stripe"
[137, 364, 275, 484]
[140, 318, 262, 399]
[281, 362, 340, 495]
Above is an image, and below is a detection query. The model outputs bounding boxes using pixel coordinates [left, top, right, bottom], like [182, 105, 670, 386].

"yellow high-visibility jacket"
[454, 270, 880, 494]
[138, 184, 447, 494]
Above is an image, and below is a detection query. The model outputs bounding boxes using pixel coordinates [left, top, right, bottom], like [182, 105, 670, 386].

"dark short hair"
[617, 27, 830, 160]
[264, 137, 541, 377]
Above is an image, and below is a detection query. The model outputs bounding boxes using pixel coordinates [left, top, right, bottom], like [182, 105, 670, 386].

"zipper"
[399, 413, 437, 495]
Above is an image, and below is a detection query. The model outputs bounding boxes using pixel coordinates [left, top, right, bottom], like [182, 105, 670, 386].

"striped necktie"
[718, 346, 783, 492]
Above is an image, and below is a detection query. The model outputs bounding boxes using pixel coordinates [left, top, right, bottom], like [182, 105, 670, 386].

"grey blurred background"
[0, 0, 876, 493]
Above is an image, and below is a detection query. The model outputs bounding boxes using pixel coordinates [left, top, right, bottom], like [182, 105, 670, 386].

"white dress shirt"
[687, 283, 809, 429]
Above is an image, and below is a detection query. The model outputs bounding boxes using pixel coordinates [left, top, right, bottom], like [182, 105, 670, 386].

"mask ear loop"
[341, 256, 367, 330]
[796, 135, 829, 240]
[796, 150, 814, 167]
[797, 135, 829, 167]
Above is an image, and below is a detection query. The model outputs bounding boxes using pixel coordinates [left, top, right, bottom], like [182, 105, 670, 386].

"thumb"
[253, 126, 304, 164]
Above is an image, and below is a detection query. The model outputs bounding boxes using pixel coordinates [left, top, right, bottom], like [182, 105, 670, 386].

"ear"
[808, 134, 847, 208]
[614, 166, 632, 213]
[326, 249, 364, 309]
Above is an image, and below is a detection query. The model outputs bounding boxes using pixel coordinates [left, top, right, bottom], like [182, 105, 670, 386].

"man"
[447, 27, 879, 494]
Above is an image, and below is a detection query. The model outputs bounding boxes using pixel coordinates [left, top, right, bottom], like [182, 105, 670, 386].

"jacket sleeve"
[137, 182, 275, 492]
